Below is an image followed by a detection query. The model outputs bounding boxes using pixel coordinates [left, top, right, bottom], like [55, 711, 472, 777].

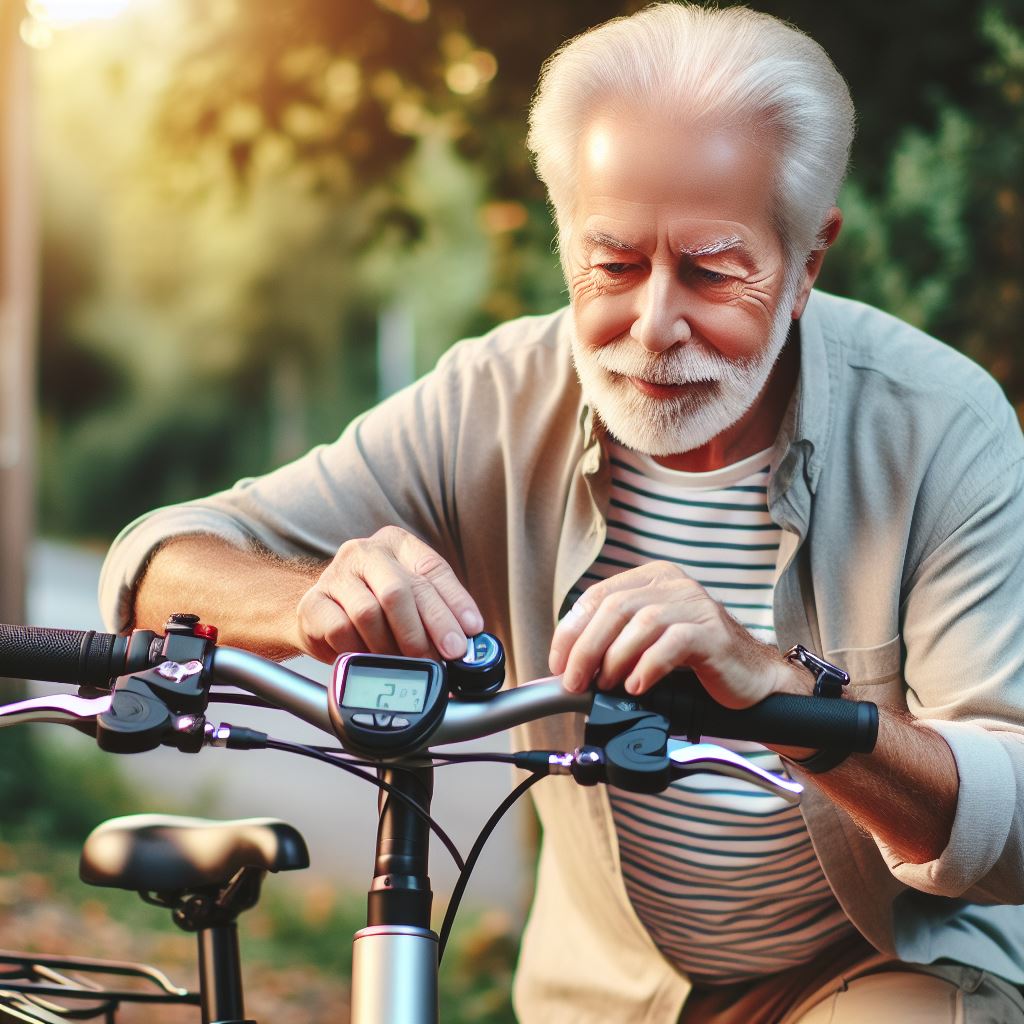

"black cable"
[303, 743, 401, 766]
[207, 692, 277, 708]
[437, 772, 545, 963]
[302, 745, 519, 768]
[276, 744, 391, 771]
[263, 738, 466, 872]
[430, 752, 519, 767]
[298, 746, 524, 774]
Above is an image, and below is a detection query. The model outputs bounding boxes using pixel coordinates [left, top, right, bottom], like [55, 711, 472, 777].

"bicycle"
[0, 614, 877, 1023]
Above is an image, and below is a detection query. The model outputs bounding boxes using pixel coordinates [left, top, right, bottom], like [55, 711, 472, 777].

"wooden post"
[0, 0, 37, 629]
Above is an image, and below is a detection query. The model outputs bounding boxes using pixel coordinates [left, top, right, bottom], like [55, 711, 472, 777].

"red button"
[194, 623, 219, 642]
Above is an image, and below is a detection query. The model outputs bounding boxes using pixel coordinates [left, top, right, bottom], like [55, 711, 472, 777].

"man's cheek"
[575, 295, 633, 347]
[696, 304, 772, 361]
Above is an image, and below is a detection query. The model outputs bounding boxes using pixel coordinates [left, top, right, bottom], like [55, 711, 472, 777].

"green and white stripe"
[570, 440, 854, 984]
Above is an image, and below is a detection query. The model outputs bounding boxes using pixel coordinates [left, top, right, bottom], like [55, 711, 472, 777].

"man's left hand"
[548, 561, 807, 708]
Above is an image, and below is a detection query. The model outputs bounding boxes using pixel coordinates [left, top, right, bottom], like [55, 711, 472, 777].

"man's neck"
[653, 331, 800, 473]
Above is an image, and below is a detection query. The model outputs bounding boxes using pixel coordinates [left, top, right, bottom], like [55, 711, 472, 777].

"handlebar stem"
[368, 765, 434, 930]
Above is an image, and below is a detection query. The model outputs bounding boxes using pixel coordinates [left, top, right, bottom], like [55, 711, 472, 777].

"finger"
[363, 558, 435, 658]
[409, 576, 475, 660]
[597, 607, 667, 689]
[561, 594, 640, 693]
[624, 622, 701, 696]
[397, 532, 484, 636]
[549, 564, 676, 674]
[549, 599, 591, 675]
[597, 584, 711, 687]
[297, 588, 363, 662]
[338, 577, 401, 654]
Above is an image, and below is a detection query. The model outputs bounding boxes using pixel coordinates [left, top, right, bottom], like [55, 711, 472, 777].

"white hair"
[527, 3, 855, 274]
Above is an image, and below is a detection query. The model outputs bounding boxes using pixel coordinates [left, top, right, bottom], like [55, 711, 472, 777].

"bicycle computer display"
[341, 664, 430, 714]
[329, 653, 447, 757]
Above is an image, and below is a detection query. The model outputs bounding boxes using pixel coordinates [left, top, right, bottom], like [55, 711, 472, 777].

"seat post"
[198, 922, 252, 1024]
[167, 867, 265, 1024]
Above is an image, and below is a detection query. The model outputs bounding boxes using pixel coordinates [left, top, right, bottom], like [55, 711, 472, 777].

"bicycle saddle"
[79, 814, 310, 891]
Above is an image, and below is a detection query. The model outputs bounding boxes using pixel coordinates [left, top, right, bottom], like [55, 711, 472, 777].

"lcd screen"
[342, 664, 430, 713]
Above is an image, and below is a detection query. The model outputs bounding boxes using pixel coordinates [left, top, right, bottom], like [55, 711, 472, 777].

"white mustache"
[592, 340, 732, 387]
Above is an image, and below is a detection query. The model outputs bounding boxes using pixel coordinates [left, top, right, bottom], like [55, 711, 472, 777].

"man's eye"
[598, 263, 634, 276]
[696, 268, 730, 285]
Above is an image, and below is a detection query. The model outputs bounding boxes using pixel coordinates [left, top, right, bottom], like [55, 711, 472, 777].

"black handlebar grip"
[0, 624, 127, 687]
[695, 692, 878, 752]
[642, 675, 878, 753]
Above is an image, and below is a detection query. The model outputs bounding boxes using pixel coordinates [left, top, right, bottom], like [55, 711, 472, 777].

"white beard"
[570, 299, 795, 458]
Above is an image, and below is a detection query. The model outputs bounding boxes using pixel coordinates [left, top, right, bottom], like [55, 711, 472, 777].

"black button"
[374, 713, 393, 728]
[352, 713, 375, 727]
[391, 716, 410, 729]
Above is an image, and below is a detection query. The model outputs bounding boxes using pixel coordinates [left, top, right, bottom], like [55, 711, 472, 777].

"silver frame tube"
[351, 925, 438, 1024]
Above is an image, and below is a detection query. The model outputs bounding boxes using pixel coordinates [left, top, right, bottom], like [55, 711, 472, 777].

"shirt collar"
[780, 290, 834, 495]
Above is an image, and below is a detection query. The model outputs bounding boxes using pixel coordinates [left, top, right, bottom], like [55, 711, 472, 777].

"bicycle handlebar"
[0, 624, 878, 754]
[146, 646, 878, 754]
[0, 625, 129, 687]
[178, 647, 880, 753]
[639, 675, 877, 752]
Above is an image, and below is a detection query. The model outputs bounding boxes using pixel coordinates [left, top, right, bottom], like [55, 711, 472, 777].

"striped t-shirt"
[568, 440, 854, 984]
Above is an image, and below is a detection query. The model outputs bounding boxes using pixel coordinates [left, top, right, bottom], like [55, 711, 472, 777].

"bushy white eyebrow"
[581, 230, 642, 254]
[582, 231, 754, 264]
[679, 235, 747, 258]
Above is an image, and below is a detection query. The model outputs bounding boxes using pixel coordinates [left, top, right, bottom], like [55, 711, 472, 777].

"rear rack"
[0, 950, 199, 1021]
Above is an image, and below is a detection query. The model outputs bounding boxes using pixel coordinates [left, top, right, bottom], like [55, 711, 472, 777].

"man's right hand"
[295, 526, 483, 663]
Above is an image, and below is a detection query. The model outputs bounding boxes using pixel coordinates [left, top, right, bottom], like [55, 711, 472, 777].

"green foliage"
[821, 109, 974, 329]
[34, 0, 1024, 540]
[439, 911, 519, 1024]
[0, 733, 151, 844]
[818, 2, 1024, 415]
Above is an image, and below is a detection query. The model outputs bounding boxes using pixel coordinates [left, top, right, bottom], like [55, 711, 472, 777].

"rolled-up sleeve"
[874, 720, 1021, 898]
[881, 448, 1024, 902]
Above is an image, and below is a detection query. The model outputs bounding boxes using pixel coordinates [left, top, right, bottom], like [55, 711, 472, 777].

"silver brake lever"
[0, 693, 112, 728]
[669, 742, 803, 804]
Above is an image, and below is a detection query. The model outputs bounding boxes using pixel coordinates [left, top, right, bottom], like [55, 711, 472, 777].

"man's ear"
[791, 206, 843, 319]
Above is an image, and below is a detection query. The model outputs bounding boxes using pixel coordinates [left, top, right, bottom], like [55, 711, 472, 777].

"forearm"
[134, 534, 324, 661]
[786, 703, 959, 865]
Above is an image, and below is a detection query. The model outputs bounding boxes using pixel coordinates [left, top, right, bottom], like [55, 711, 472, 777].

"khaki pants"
[678, 935, 1024, 1024]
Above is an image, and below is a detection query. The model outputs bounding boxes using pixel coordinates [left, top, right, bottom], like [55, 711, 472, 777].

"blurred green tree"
[35, 0, 1024, 538]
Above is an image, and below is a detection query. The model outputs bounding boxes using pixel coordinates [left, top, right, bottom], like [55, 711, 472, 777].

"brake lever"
[0, 692, 112, 728]
[669, 742, 804, 804]
[0, 663, 212, 755]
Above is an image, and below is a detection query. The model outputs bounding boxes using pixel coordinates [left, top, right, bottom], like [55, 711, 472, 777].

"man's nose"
[629, 270, 691, 352]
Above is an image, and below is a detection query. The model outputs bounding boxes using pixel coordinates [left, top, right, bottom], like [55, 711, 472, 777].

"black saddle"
[80, 814, 310, 892]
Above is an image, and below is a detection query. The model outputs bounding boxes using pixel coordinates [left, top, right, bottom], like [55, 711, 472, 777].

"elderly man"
[100, 5, 1024, 1022]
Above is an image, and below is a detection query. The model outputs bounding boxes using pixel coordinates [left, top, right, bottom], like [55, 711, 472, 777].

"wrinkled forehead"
[574, 113, 781, 237]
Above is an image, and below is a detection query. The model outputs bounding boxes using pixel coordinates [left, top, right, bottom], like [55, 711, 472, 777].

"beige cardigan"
[100, 291, 1024, 1022]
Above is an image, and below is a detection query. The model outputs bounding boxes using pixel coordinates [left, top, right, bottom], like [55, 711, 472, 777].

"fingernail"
[462, 610, 483, 634]
[624, 677, 639, 694]
[443, 632, 465, 659]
